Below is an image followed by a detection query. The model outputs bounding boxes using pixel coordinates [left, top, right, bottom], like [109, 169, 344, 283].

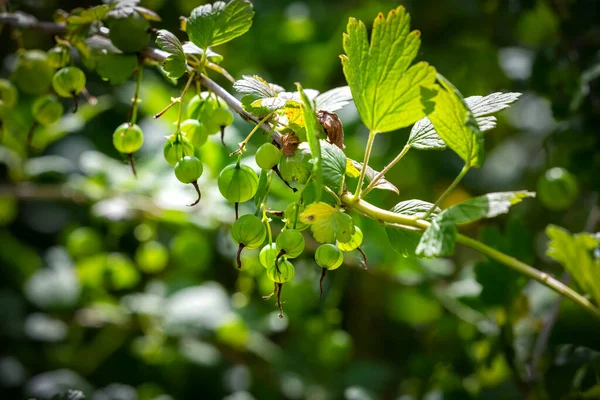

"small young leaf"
[315, 86, 353, 112]
[187, 0, 254, 49]
[300, 202, 355, 244]
[407, 116, 446, 150]
[234, 75, 282, 99]
[415, 218, 457, 258]
[386, 200, 440, 257]
[546, 225, 600, 305]
[321, 140, 346, 195]
[96, 53, 138, 85]
[340, 6, 437, 133]
[415, 191, 534, 258]
[156, 30, 186, 79]
[67, 5, 112, 25]
[443, 191, 535, 224]
[133, 5, 162, 21]
[349, 159, 399, 194]
[465, 92, 522, 117]
[298, 83, 323, 201]
[182, 42, 224, 64]
[428, 77, 483, 167]
[409, 92, 521, 151]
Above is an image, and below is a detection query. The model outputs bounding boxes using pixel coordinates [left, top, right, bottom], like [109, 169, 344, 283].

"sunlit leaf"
[321, 140, 346, 195]
[546, 225, 600, 305]
[315, 86, 353, 112]
[234, 75, 281, 99]
[156, 30, 186, 79]
[340, 6, 437, 133]
[298, 83, 323, 201]
[187, 0, 254, 49]
[182, 42, 224, 64]
[386, 200, 440, 257]
[300, 202, 355, 243]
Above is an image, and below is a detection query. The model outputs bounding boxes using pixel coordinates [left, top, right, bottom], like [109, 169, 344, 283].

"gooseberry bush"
[1, 0, 599, 324]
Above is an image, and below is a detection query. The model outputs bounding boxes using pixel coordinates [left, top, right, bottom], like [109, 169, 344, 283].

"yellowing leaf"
[346, 159, 360, 178]
[300, 202, 354, 244]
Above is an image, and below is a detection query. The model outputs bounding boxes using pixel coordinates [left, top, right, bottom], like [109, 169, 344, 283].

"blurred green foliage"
[1, 0, 600, 399]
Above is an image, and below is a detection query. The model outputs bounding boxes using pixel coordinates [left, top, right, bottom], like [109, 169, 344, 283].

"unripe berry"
[336, 226, 363, 251]
[181, 119, 209, 148]
[259, 243, 278, 269]
[32, 95, 64, 125]
[52, 67, 86, 98]
[113, 123, 144, 153]
[276, 229, 305, 258]
[255, 143, 282, 171]
[47, 45, 71, 69]
[267, 259, 295, 283]
[11, 50, 54, 95]
[163, 136, 194, 166]
[218, 164, 259, 203]
[315, 244, 344, 270]
[174, 156, 203, 184]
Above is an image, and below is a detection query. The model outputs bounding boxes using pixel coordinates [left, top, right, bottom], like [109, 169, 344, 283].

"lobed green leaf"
[187, 0, 254, 49]
[320, 140, 346, 195]
[386, 200, 440, 257]
[341, 6, 437, 133]
[156, 30, 186, 79]
[546, 225, 600, 305]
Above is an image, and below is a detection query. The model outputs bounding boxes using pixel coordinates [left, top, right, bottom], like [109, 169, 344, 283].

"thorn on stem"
[188, 181, 201, 206]
[128, 153, 137, 178]
[272, 165, 297, 192]
[236, 244, 245, 269]
[320, 268, 327, 297]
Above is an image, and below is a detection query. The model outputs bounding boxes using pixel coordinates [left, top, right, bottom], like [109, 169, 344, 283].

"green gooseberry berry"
[284, 203, 308, 231]
[52, 66, 86, 98]
[315, 244, 344, 271]
[180, 119, 209, 148]
[537, 167, 579, 211]
[256, 143, 282, 171]
[113, 123, 144, 153]
[279, 150, 311, 183]
[163, 135, 194, 166]
[259, 243, 278, 269]
[231, 215, 266, 249]
[218, 164, 259, 203]
[0, 79, 18, 119]
[336, 226, 363, 251]
[267, 259, 295, 283]
[174, 156, 203, 184]
[107, 12, 151, 53]
[47, 45, 71, 69]
[211, 107, 234, 127]
[32, 95, 64, 125]
[232, 214, 266, 268]
[10, 50, 54, 95]
[275, 229, 305, 259]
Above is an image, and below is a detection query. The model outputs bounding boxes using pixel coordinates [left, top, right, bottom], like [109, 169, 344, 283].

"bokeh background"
[1, 0, 599, 399]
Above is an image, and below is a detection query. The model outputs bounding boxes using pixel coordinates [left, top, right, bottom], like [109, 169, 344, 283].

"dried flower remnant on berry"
[281, 132, 300, 157]
[317, 110, 345, 150]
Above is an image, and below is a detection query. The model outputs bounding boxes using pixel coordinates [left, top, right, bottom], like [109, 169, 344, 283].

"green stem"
[231, 113, 273, 156]
[425, 164, 470, 218]
[340, 192, 600, 320]
[456, 234, 600, 320]
[362, 144, 411, 197]
[176, 72, 196, 132]
[353, 129, 377, 201]
[129, 58, 144, 124]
